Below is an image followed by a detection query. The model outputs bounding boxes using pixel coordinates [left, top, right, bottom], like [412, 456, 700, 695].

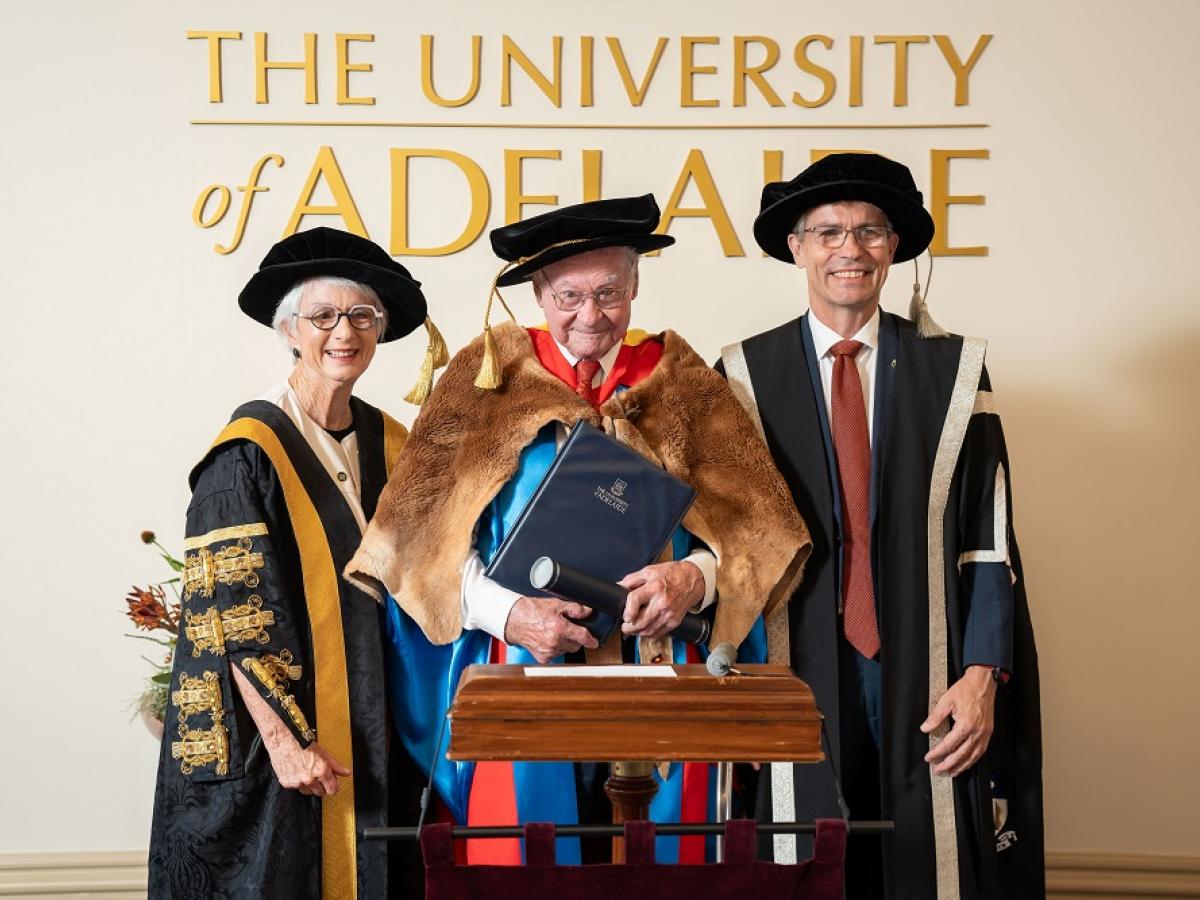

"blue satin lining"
[382, 599, 488, 824]
[382, 418, 769, 862]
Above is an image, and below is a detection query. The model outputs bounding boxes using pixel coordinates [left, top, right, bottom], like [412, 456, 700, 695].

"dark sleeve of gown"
[956, 365, 1017, 674]
[170, 441, 316, 783]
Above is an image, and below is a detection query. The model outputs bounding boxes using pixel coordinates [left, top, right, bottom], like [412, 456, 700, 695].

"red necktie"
[574, 358, 601, 406]
[829, 340, 880, 659]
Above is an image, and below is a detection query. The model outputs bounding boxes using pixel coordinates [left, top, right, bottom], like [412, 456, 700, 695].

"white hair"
[531, 245, 639, 294]
[272, 276, 387, 359]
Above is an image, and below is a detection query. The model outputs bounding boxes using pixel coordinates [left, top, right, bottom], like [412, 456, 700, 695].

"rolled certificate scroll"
[529, 556, 711, 646]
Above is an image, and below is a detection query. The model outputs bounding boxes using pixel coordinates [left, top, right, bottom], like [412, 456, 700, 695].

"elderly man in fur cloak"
[718, 154, 1044, 899]
[346, 194, 811, 865]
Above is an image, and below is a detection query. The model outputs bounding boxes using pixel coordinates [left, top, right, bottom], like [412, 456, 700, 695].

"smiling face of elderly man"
[532, 246, 639, 360]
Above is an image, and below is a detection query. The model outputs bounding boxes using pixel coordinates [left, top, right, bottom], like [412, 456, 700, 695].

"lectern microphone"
[529, 556, 711, 645]
[705, 642, 737, 676]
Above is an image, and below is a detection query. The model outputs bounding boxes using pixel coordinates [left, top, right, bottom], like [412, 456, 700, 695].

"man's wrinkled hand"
[504, 595, 598, 664]
[921, 665, 997, 777]
[618, 560, 705, 639]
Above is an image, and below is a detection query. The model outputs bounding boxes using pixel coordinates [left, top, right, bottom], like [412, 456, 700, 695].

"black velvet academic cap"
[754, 153, 935, 265]
[238, 227, 427, 343]
[489, 194, 676, 287]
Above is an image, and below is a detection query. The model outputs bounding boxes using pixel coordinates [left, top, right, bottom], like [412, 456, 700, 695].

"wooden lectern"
[448, 663, 823, 861]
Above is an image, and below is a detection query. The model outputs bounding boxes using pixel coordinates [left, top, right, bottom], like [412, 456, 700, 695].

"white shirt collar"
[550, 332, 625, 378]
[808, 307, 881, 359]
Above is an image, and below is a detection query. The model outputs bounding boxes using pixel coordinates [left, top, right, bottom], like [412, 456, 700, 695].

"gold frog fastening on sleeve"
[170, 669, 230, 776]
[185, 595, 275, 657]
[172, 720, 230, 776]
[243, 650, 315, 742]
[183, 532, 267, 600]
[171, 670, 224, 719]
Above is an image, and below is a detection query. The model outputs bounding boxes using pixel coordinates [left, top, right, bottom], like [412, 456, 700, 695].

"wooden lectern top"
[447, 663, 824, 764]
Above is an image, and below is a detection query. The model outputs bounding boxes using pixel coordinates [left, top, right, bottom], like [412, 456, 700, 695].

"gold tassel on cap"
[474, 237, 591, 390]
[475, 323, 504, 389]
[404, 316, 450, 405]
[474, 273, 518, 390]
[908, 253, 947, 339]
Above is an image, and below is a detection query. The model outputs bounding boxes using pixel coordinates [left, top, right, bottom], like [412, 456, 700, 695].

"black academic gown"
[720, 313, 1044, 900]
[148, 397, 402, 900]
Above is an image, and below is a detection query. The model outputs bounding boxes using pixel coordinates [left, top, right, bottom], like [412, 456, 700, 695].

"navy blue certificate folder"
[484, 420, 697, 645]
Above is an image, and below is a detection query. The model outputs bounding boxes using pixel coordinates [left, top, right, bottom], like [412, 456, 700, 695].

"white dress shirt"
[807, 308, 881, 446]
[459, 334, 717, 641]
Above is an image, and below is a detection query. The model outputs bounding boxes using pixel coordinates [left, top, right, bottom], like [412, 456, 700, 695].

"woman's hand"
[230, 663, 351, 795]
[263, 736, 351, 796]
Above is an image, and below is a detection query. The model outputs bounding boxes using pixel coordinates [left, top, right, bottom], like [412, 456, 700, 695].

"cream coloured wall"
[0, 0, 1196, 862]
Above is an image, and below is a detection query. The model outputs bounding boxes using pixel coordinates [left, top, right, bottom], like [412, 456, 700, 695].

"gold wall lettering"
[581, 149, 602, 203]
[849, 35, 864, 106]
[283, 146, 368, 239]
[192, 185, 231, 229]
[793, 36, 836, 108]
[190, 31, 993, 109]
[214, 155, 284, 255]
[186, 30, 242, 103]
[389, 148, 491, 256]
[254, 32, 317, 104]
[336, 33, 375, 106]
[680, 36, 720, 108]
[195, 144, 991, 260]
[187, 30, 996, 258]
[929, 148, 989, 257]
[606, 37, 668, 106]
[874, 35, 929, 107]
[733, 36, 784, 108]
[579, 36, 594, 107]
[187, 155, 285, 255]
[501, 35, 563, 107]
[420, 35, 483, 108]
[933, 34, 992, 106]
[654, 148, 744, 256]
[504, 149, 561, 224]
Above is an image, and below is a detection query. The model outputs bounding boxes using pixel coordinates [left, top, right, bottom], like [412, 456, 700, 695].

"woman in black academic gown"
[148, 228, 439, 899]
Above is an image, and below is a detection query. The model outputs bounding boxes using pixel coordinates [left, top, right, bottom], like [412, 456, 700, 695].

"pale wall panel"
[0, 0, 1196, 861]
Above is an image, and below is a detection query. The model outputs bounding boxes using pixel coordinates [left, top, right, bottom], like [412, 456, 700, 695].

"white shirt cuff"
[684, 549, 717, 611]
[461, 552, 522, 641]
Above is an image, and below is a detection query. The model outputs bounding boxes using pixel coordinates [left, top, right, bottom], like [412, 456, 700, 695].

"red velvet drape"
[422, 819, 846, 900]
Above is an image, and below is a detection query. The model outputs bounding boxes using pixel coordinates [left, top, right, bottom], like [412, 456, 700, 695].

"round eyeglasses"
[546, 283, 631, 312]
[294, 305, 383, 331]
[802, 225, 894, 250]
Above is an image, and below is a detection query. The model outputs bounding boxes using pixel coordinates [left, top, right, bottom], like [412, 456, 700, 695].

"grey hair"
[792, 207, 893, 237]
[531, 245, 639, 293]
[272, 276, 387, 359]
